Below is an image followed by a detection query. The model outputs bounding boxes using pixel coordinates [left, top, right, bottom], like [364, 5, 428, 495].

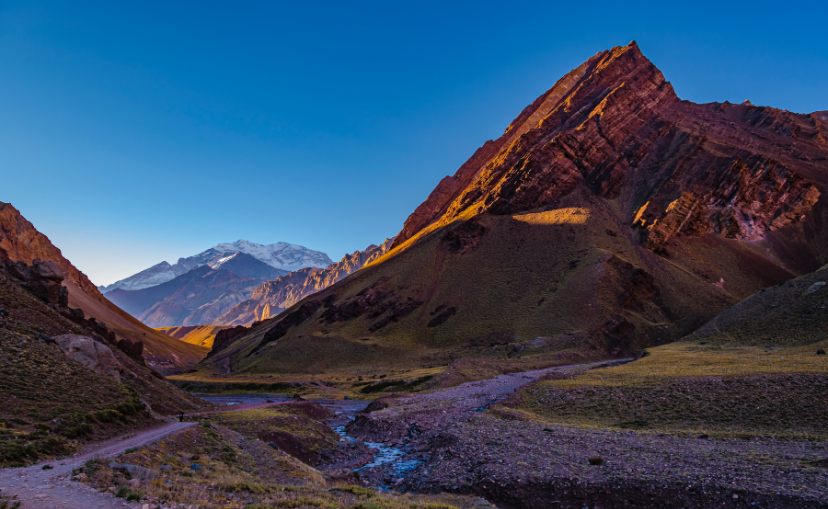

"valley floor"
[2, 355, 827, 508]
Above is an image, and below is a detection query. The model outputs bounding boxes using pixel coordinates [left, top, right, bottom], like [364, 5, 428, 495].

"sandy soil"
[0, 422, 194, 509]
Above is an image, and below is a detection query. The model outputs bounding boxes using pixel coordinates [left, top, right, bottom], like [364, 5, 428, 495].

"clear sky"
[1, 1, 826, 286]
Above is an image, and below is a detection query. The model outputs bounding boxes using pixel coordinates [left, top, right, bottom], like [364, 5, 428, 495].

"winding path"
[0, 422, 194, 509]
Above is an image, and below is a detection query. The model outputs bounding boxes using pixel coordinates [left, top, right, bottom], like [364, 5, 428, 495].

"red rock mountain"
[202, 42, 828, 375]
[0, 202, 207, 372]
[218, 239, 394, 325]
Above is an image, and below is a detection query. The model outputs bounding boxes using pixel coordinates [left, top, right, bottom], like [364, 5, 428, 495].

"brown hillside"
[0, 202, 207, 372]
[203, 41, 828, 376]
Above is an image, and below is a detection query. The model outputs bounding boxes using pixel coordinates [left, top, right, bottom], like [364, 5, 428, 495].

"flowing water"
[198, 394, 420, 488]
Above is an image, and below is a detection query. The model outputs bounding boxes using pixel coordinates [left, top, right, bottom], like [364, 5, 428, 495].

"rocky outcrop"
[4, 259, 68, 307]
[218, 239, 395, 326]
[0, 203, 101, 302]
[52, 334, 124, 380]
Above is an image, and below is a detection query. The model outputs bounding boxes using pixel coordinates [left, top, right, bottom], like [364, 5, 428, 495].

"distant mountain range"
[218, 238, 395, 325]
[106, 239, 393, 328]
[99, 240, 333, 293]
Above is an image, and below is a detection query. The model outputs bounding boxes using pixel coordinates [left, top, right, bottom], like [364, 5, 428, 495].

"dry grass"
[202, 404, 338, 465]
[510, 342, 828, 440]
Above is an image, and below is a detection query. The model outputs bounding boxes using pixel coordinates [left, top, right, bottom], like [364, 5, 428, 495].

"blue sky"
[1, 1, 826, 286]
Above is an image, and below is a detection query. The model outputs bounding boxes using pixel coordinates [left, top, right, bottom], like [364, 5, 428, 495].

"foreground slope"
[0, 202, 207, 372]
[0, 267, 205, 467]
[204, 41, 828, 375]
[688, 263, 828, 346]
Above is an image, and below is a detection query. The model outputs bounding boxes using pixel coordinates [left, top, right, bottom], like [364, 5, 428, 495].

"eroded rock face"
[4, 259, 68, 307]
[53, 334, 124, 380]
[0, 202, 103, 301]
[393, 41, 828, 253]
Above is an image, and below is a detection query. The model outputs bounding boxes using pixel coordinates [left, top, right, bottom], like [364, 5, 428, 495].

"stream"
[197, 393, 420, 488]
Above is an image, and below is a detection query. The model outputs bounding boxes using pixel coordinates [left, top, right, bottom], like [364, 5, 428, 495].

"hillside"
[156, 324, 230, 349]
[687, 264, 828, 346]
[0, 265, 205, 467]
[201, 41, 828, 376]
[0, 202, 207, 373]
[218, 238, 394, 325]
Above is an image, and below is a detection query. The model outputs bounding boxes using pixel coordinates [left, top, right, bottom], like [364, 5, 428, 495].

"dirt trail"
[0, 422, 194, 508]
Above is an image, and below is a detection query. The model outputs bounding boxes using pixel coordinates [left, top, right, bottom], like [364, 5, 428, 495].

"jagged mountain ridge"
[201, 41, 828, 375]
[100, 240, 332, 293]
[218, 238, 395, 325]
[0, 202, 207, 372]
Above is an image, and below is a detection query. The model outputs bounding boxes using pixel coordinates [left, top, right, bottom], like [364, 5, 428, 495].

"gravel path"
[0, 422, 195, 508]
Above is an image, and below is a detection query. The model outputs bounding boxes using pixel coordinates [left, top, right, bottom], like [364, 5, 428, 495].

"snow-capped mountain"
[99, 240, 332, 293]
[211, 240, 333, 272]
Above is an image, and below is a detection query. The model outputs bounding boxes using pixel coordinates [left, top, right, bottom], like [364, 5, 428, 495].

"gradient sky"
[1, 1, 826, 286]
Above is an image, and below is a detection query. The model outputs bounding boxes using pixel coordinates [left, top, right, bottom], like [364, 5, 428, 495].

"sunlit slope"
[203, 187, 803, 375]
[156, 325, 229, 349]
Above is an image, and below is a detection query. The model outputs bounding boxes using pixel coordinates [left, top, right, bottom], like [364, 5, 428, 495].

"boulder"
[53, 334, 124, 380]
[33, 260, 64, 281]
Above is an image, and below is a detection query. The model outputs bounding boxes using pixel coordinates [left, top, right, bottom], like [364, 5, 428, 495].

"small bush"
[115, 486, 141, 501]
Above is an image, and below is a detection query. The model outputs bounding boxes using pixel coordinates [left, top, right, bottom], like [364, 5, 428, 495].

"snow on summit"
[211, 240, 333, 272]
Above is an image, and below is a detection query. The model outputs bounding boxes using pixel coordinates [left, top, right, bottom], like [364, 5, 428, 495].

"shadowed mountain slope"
[0, 202, 207, 372]
[202, 42, 828, 375]
[0, 261, 206, 466]
[106, 265, 266, 328]
[688, 264, 828, 347]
